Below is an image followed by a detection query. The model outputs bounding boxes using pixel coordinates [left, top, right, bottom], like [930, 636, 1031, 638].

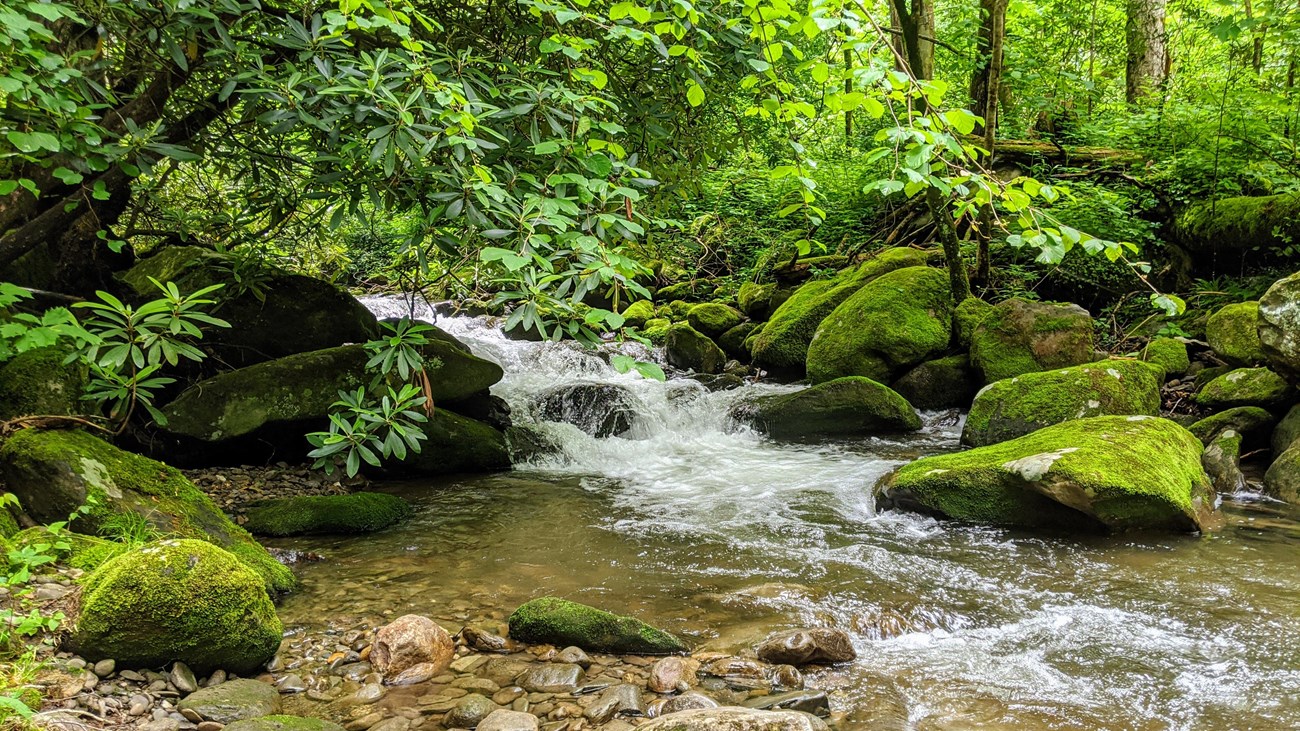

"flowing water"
[273, 296, 1300, 731]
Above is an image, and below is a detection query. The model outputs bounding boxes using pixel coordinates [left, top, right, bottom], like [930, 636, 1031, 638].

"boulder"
[622, 300, 656, 328]
[1140, 337, 1190, 378]
[121, 246, 379, 367]
[806, 267, 953, 384]
[719, 323, 759, 360]
[732, 378, 921, 440]
[1174, 195, 1300, 258]
[162, 342, 502, 442]
[72, 540, 283, 674]
[882, 415, 1223, 533]
[750, 248, 929, 374]
[1203, 430, 1246, 493]
[890, 354, 977, 410]
[387, 409, 511, 475]
[1264, 445, 1300, 503]
[1187, 406, 1275, 446]
[1259, 271, 1300, 383]
[507, 597, 687, 654]
[1207, 302, 1265, 366]
[968, 298, 1095, 384]
[223, 717, 345, 731]
[643, 319, 672, 345]
[0, 429, 293, 592]
[532, 383, 638, 437]
[637, 708, 828, 731]
[0, 345, 87, 421]
[954, 297, 995, 348]
[372, 615, 455, 678]
[242, 493, 412, 536]
[755, 629, 856, 666]
[1273, 404, 1300, 455]
[177, 679, 282, 724]
[687, 303, 744, 338]
[666, 324, 727, 374]
[961, 360, 1162, 447]
[738, 283, 789, 321]
[1196, 367, 1294, 409]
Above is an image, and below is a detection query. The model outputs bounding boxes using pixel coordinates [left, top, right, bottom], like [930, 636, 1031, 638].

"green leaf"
[686, 81, 705, 107]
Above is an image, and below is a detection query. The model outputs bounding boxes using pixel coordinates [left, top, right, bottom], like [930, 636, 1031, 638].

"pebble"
[345, 712, 386, 731]
[93, 659, 116, 678]
[277, 675, 307, 693]
[556, 648, 591, 669]
[478, 709, 540, 731]
[170, 663, 200, 694]
[197, 723, 224, 731]
[369, 718, 410, 731]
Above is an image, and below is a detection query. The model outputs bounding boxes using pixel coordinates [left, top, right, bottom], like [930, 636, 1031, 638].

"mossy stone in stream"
[1206, 301, 1265, 366]
[733, 377, 921, 440]
[177, 679, 282, 724]
[968, 298, 1095, 384]
[642, 319, 671, 344]
[1272, 404, 1300, 455]
[621, 300, 656, 328]
[0, 429, 294, 592]
[224, 717, 344, 731]
[962, 360, 1162, 447]
[883, 415, 1222, 533]
[954, 296, 995, 349]
[74, 539, 283, 674]
[891, 354, 978, 410]
[508, 597, 687, 654]
[1196, 367, 1295, 409]
[718, 322, 759, 360]
[393, 409, 511, 476]
[686, 303, 743, 338]
[665, 323, 727, 374]
[1265, 444, 1300, 503]
[1187, 406, 1275, 446]
[0, 345, 88, 421]
[1141, 337, 1191, 378]
[242, 492, 412, 537]
[806, 266, 953, 384]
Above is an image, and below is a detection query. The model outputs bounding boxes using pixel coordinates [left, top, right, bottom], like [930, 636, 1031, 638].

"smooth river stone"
[518, 663, 582, 693]
[177, 680, 282, 724]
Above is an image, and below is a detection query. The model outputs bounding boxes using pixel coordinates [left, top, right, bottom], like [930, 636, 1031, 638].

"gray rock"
[277, 676, 306, 694]
[638, 707, 827, 731]
[518, 664, 583, 694]
[743, 691, 830, 717]
[755, 629, 856, 667]
[170, 663, 199, 694]
[583, 684, 644, 723]
[351, 683, 386, 704]
[387, 662, 440, 686]
[368, 719, 409, 731]
[177, 680, 282, 724]
[648, 657, 699, 694]
[444, 694, 499, 728]
[476, 709, 539, 731]
[1204, 430, 1247, 493]
[659, 693, 720, 715]
[532, 383, 638, 438]
[140, 718, 180, 731]
[93, 659, 116, 679]
[556, 647, 591, 669]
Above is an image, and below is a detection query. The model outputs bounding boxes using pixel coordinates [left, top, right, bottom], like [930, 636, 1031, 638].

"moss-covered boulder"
[882, 416, 1223, 533]
[890, 354, 977, 411]
[1141, 337, 1190, 378]
[805, 267, 952, 385]
[73, 540, 284, 674]
[1265, 445, 1300, 503]
[1187, 406, 1275, 446]
[1258, 271, 1300, 384]
[1206, 301, 1265, 366]
[660, 300, 693, 321]
[732, 377, 921, 440]
[162, 342, 502, 442]
[1203, 429, 1246, 493]
[718, 322, 759, 360]
[1273, 404, 1300, 455]
[388, 409, 512, 476]
[0, 429, 293, 592]
[686, 303, 743, 338]
[750, 248, 928, 375]
[621, 300, 656, 328]
[0, 502, 18, 538]
[738, 282, 789, 321]
[962, 360, 1162, 447]
[1196, 367, 1295, 409]
[642, 319, 671, 344]
[508, 597, 687, 654]
[242, 493, 411, 536]
[666, 324, 727, 374]
[224, 717, 345, 731]
[1174, 194, 1300, 257]
[968, 299, 1095, 384]
[121, 246, 379, 367]
[12, 528, 129, 571]
[0, 345, 87, 421]
[954, 297, 995, 348]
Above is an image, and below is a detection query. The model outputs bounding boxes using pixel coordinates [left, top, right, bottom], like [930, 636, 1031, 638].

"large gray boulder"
[1258, 271, 1300, 384]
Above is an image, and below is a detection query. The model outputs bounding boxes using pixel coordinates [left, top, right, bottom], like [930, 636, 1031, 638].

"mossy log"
[1174, 194, 1300, 258]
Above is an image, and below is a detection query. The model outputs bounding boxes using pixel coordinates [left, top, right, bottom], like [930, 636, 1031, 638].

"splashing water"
[274, 295, 1300, 731]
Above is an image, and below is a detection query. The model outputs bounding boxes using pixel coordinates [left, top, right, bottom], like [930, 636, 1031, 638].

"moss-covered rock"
[890, 354, 978, 410]
[242, 493, 411, 537]
[162, 342, 502, 442]
[962, 360, 1162, 447]
[1258, 271, 1300, 384]
[750, 248, 929, 375]
[621, 300, 656, 328]
[738, 282, 788, 321]
[1273, 404, 1300, 455]
[656, 282, 707, 303]
[1265, 444, 1300, 503]
[9, 527, 129, 571]
[1187, 406, 1275, 445]
[1196, 367, 1295, 409]
[642, 319, 671, 345]
[686, 303, 743, 338]
[718, 322, 759, 360]
[390, 409, 512, 476]
[224, 717, 345, 731]
[661, 300, 694, 321]
[1141, 337, 1190, 378]
[177, 679, 282, 724]
[1203, 429, 1246, 493]
[0, 502, 18, 538]
[806, 267, 952, 384]
[732, 377, 921, 440]
[508, 597, 687, 654]
[968, 298, 1095, 384]
[954, 297, 995, 349]
[1206, 301, 1265, 366]
[121, 246, 379, 368]
[73, 539, 283, 674]
[665, 324, 727, 374]
[0, 429, 294, 592]
[0, 345, 88, 421]
[1174, 194, 1300, 257]
[882, 415, 1223, 533]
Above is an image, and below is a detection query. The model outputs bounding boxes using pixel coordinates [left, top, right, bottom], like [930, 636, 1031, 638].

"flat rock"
[177, 679, 282, 724]
[518, 663, 583, 693]
[638, 707, 827, 731]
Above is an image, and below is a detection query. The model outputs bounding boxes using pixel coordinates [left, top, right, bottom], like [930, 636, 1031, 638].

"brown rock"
[372, 616, 454, 678]
[648, 657, 700, 693]
[755, 629, 856, 667]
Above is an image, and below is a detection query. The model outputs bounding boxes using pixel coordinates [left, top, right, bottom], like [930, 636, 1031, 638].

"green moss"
[508, 597, 687, 654]
[734, 376, 921, 439]
[0, 501, 17, 538]
[886, 415, 1220, 533]
[75, 539, 283, 674]
[642, 319, 671, 344]
[1265, 444, 1300, 503]
[962, 360, 1162, 447]
[1206, 301, 1265, 366]
[1196, 367, 1294, 409]
[621, 300, 656, 328]
[954, 297, 995, 348]
[750, 248, 929, 374]
[891, 354, 978, 410]
[242, 493, 412, 537]
[686, 303, 743, 338]
[0, 345, 89, 421]
[10, 527, 128, 571]
[0, 429, 294, 592]
[1141, 337, 1190, 378]
[665, 323, 727, 374]
[968, 298, 1095, 384]
[718, 322, 758, 360]
[1188, 406, 1275, 445]
[806, 266, 953, 384]
[737, 282, 777, 320]
[663, 300, 693, 321]
[1175, 194, 1300, 255]
[223, 717, 345, 731]
[119, 245, 221, 293]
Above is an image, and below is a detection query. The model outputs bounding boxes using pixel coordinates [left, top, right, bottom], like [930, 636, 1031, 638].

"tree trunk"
[889, 0, 934, 80]
[1125, 0, 1169, 103]
[970, 0, 1007, 284]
